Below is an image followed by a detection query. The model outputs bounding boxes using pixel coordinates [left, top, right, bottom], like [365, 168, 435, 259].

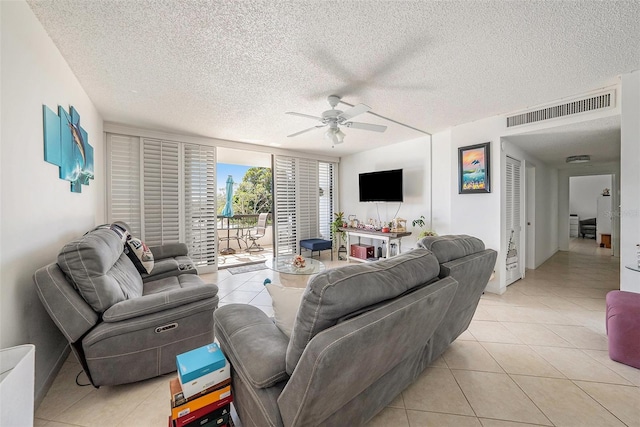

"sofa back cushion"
[285, 248, 440, 374]
[58, 228, 143, 313]
[417, 235, 485, 265]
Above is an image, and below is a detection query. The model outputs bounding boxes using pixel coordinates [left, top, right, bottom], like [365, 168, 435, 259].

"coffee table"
[265, 256, 325, 275]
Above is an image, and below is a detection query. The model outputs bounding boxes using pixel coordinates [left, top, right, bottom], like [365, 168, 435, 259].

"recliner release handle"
[155, 323, 178, 333]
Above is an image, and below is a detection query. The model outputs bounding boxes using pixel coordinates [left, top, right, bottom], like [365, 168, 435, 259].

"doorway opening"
[569, 174, 613, 256]
[216, 147, 273, 269]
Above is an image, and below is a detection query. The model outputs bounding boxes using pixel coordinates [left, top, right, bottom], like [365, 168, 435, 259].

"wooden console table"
[339, 227, 412, 262]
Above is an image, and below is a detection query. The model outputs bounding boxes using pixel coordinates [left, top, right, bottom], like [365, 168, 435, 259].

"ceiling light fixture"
[324, 126, 344, 146]
[566, 155, 591, 164]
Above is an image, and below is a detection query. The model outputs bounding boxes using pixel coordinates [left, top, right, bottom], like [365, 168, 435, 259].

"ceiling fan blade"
[344, 121, 387, 132]
[286, 112, 323, 121]
[287, 125, 325, 138]
[338, 103, 370, 120]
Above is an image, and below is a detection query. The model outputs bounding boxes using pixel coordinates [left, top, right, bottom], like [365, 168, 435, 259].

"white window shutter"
[274, 156, 297, 255]
[143, 139, 180, 246]
[184, 143, 217, 269]
[296, 158, 319, 242]
[106, 134, 142, 237]
[318, 162, 335, 241]
[274, 156, 328, 255]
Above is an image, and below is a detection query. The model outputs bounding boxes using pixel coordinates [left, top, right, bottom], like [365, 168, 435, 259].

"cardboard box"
[171, 385, 231, 420]
[176, 403, 230, 427]
[177, 343, 226, 384]
[179, 357, 231, 399]
[170, 376, 231, 408]
[350, 244, 374, 260]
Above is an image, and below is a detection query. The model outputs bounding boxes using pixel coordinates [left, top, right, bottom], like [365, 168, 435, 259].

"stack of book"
[168, 343, 233, 427]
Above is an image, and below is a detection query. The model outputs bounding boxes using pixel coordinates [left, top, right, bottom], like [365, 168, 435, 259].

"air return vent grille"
[506, 91, 614, 128]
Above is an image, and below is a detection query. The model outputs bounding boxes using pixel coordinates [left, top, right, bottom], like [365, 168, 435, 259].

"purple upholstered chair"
[606, 290, 640, 369]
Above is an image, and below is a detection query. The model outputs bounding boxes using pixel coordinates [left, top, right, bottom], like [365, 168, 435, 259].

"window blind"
[318, 162, 335, 241]
[273, 156, 327, 255]
[143, 139, 181, 246]
[107, 134, 142, 237]
[274, 156, 297, 255]
[184, 144, 217, 268]
[296, 158, 319, 242]
[107, 133, 219, 271]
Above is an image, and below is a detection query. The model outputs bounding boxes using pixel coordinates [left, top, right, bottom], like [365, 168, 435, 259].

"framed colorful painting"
[458, 142, 491, 194]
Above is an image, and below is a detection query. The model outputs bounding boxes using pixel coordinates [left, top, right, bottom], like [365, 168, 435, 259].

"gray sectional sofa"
[33, 226, 218, 387]
[214, 235, 496, 427]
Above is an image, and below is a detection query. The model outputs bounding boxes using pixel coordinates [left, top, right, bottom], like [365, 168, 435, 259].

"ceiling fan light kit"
[286, 95, 388, 144]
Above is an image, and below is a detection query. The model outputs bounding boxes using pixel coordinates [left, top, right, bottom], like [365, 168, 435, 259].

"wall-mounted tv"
[359, 169, 403, 202]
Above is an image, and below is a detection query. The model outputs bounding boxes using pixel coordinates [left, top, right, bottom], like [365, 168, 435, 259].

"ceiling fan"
[286, 95, 387, 145]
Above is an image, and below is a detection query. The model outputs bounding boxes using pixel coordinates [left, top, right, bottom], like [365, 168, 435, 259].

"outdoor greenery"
[218, 167, 272, 215]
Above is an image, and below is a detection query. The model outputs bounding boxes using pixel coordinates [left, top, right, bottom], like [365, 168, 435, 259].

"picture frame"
[458, 142, 491, 194]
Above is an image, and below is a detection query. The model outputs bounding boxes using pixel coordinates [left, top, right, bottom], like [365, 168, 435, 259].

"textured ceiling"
[28, 0, 640, 158]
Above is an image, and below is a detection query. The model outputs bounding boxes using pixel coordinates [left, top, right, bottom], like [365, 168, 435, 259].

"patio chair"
[246, 213, 268, 252]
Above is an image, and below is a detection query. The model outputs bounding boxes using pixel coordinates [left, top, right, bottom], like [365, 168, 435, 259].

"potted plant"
[412, 215, 437, 239]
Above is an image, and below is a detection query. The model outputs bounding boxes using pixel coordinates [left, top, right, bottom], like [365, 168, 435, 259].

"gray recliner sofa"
[111, 221, 198, 281]
[33, 226, 219, 387]
[214, 235, 496, 426]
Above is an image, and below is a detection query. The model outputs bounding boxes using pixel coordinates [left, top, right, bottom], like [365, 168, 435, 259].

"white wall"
[339, 135, 432, 251]
[620, 71, 640, 293]
[1, 0, 104, 403]
[569, 175, 612, 219]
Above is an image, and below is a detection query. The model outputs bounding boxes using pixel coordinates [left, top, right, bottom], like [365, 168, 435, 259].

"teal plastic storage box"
[176, 343, 226, 383]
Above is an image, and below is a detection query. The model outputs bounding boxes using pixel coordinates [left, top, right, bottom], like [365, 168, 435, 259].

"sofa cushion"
[58, 228, 143, 313]
[142, 273, 207, 295]
[417, 235, 485, 264]
[285, 248, 440, 374]
[265, 284, 305, 338]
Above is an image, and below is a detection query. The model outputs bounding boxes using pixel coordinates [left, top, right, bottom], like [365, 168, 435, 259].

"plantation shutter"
[143, 139, 181, 246]
[107, 134, 219, 271]
[274, 156, 297, 255]
[296, 158, 319, 242]
[505, 156, 522, 285]
[107, 134, 142, 237]
[184, 144, 217, 270]
[274, 156, 323, 255]
[318, 162, 335, 241]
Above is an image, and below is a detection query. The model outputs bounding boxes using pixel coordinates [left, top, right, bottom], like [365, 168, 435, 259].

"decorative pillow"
[265, 284, 305, 338]
[124, 235, 154, 274]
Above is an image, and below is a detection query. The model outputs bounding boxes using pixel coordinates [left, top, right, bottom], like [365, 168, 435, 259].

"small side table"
[600, 233, 612, 248]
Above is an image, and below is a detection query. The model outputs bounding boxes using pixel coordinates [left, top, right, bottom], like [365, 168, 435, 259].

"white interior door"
[525, 164, 536, 270]
[506, 156, 522, 285]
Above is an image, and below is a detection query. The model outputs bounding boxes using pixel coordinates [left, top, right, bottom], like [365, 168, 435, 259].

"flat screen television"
[359, 169, 403, 202]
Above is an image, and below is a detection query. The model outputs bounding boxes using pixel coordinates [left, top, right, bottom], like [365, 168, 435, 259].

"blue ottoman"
[299, 239, 333, 260]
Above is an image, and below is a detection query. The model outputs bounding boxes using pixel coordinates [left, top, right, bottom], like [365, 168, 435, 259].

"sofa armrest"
[214, 304, 290, 389]
[103, 285, 217, 322]
[148, 243, 189, 260]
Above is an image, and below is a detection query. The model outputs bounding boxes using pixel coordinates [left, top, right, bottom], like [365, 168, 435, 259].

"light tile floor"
[35, 239, 640, 427]
[217, 244, 274, 268]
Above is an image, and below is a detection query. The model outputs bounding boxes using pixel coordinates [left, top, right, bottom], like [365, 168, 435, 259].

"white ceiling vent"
[506, 90, 615, 128]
